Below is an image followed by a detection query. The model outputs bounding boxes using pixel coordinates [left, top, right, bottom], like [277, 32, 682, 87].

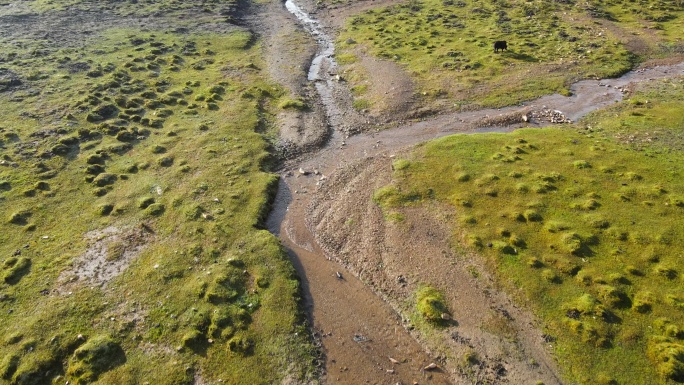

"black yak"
[494, 40, 507, 53]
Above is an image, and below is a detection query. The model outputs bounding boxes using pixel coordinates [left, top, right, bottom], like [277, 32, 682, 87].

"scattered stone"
[353, 334, 369, 343]
[298, 167, 309, 175]
[423, 363, 438, 371]
[389, 357, 400, 364]
[528, 107, 572, 124]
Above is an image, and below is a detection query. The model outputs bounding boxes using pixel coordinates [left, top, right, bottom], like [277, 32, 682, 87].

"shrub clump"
[492, 241, 516, 254]
[181, 330, 205, 350]
[0, 353, 19, 380]
[392, 159, 411, 170]
[228, 336, 254, 355]
[416, 286, 450, 323]
[667, 195, 684, 207]
[157, 156, 174, 167]
[96, 204, 114, 216]
[597, 285, 630, 309]
[647, 337, 684, 382]
[138, 197, 155, 209]
[523, 209, 542, 222]
[7, 210, 31, 225]
[2, 257, 31, 284]
[278, 98, 307, 110]
[541, 269, 562, 284]
[456, 172, 471, 182]
[67, 335, 125, 384]
[92, 173, 117, 187]
[654, 264, 678, 279]
[460, 215, 476, 225]
[573, 160, 591, 169]
[545, 221, 570, 233]
[560, 232, 585, 254]
[145, 203, 165, 216]
[633, 291, 655, 313]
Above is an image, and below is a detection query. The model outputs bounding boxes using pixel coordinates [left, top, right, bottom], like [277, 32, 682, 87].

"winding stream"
[271, 1, 684, 383]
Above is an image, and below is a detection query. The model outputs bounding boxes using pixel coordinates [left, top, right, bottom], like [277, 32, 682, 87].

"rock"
[424, 363, 438, 371]
[345, 38, 356, 44]
[298, 167, 309, 175]
[389, 357, 400, 364]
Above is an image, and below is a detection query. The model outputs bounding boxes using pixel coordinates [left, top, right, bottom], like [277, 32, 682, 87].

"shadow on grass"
[504, 51, 538, 63]
[4, 258, 31, 285]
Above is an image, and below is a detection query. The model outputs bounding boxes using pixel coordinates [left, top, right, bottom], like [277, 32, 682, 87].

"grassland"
[0, 2, 317, 384]
[335, 0, 684, 110]
[373, 76, 684, 384]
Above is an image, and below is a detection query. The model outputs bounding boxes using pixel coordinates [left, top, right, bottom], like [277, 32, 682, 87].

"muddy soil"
[263, 0, 684, 382]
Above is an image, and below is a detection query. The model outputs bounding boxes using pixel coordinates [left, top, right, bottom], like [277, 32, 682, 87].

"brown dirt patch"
[304, 155, 563, 384]
[60, 224, 151, 288]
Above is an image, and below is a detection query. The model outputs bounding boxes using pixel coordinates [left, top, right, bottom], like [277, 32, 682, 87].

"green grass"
[278, 98, 308, 110]
[25, 0, 239, 18]
[0, 4, 316, 384]
[415, 285, 450, 323]
[374, 77, 684, 384]
[335, 0, 684, 109]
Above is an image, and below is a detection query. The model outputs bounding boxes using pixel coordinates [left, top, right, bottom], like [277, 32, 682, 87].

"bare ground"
[59, 225, 152, 289]
[307, 155, 565, 385]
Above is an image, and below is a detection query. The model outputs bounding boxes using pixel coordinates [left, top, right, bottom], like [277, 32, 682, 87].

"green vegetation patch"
[374, 77, 684, 383]
[337, 0, 684, 109]
[0, 4, 316, 384]
[415, 285, 450, 323]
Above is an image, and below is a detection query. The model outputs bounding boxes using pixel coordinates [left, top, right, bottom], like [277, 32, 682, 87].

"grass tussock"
[415, 286, 450, 324]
